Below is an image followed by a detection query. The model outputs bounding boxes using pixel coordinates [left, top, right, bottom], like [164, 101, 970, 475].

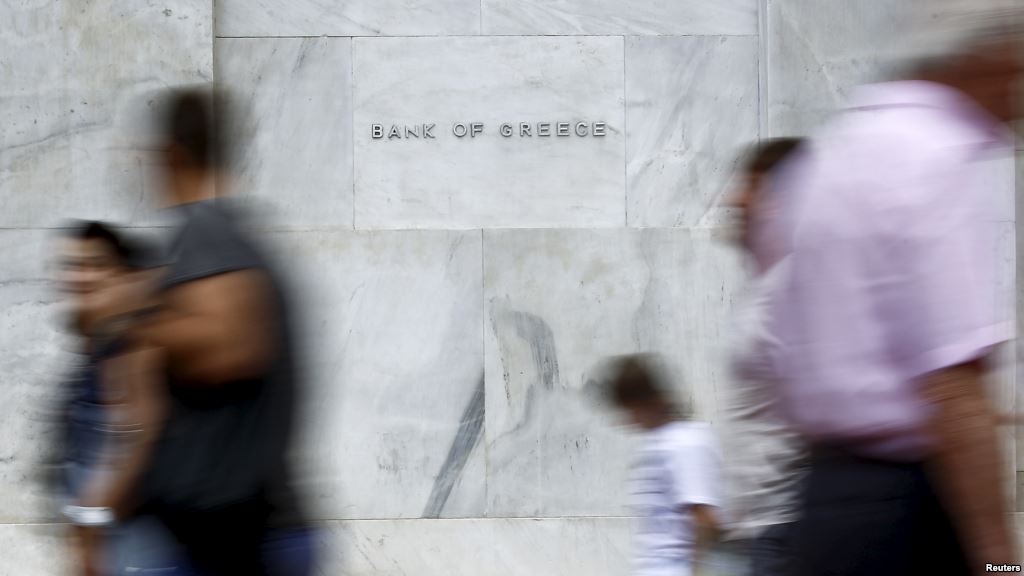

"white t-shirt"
[629, 420, 721, 576]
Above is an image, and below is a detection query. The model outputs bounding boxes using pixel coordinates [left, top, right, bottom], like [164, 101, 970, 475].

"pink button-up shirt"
[775, 81, 1014, 461]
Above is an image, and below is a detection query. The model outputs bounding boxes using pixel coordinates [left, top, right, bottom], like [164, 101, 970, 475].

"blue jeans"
[64, 464, 182, 576]
[111, 516, 184, 575]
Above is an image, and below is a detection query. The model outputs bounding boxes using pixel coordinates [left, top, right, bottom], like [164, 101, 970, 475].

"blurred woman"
[53, 221, 171, 575]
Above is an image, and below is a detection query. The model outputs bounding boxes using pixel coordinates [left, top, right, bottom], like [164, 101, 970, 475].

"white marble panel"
[626, 36, 759, 228]
[482, 0, 757, 36]
[267, 230, 485, 519]
[353, 37, 626, 229]
[0, 1, 211, 228]
[216, 0, 480, 37]
[216, 38, 354, 229]
[483, 229, 745, 516]
[0, 231, 75, 523]
[766, 0, 1018, 136]
[316, 517, 632, 575]
[0, 524, 70, 576]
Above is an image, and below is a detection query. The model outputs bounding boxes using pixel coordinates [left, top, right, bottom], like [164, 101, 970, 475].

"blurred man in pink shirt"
[773, 22, 1021, 576]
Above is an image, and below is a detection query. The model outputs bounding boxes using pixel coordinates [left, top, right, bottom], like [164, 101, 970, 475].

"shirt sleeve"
[669, 426, 721, 509]
[162, 204, 263, 290]
[879, 158, 1012, 378]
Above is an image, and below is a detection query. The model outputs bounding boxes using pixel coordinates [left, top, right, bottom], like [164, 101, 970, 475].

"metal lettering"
[369, 120, 608, 141]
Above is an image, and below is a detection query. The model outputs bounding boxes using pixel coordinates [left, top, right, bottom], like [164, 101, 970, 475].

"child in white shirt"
[606, 355, 723, 576]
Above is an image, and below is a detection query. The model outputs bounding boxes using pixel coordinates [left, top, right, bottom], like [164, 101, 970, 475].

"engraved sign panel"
[354, 37, 626, 229]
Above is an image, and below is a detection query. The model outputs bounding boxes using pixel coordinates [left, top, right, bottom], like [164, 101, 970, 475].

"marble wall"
[0, 0, 215, 558]
[0, 1, 211, 228]
[0, 0, 1018, 574]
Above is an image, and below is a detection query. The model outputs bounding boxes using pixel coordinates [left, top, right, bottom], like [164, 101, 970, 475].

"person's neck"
[171, 171, 218, 206]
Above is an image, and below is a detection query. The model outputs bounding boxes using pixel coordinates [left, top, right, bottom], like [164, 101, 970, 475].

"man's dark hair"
[607, 354, 674, 410]
[163, 88, 229, 170]
[742, 138, 804, 175]
[63, 220, 151, 268]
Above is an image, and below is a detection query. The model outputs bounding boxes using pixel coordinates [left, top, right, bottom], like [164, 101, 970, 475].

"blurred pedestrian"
[606, 354, 723, 576]
[720, 139, 805, 576]
[52, 221, 173, 575]
[82, 88, 314, 575]
[774, 22, 1021, 576]
[54, 222, 146, 506]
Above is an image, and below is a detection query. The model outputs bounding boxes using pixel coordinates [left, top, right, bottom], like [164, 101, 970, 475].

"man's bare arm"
[921, 360, 1014, 574]
[141, 270, 275, 385]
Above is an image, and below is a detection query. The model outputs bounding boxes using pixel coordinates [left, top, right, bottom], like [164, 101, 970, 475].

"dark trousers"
[747, 523, 798, 576]
[160, 502, 271, 576]
[155, 526, 316, 576]
[795, 447, 970, 576]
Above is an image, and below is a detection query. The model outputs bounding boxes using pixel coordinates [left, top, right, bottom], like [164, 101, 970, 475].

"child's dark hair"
[63, 221, 133, 263]
[606, 354, 681, 413]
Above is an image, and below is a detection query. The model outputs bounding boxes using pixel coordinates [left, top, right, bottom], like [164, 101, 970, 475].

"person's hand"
[71, 525, 104, 576]
[997, 413, 1023, 425]
[96, 271, 160, 320]
[81, 270, 162, 339]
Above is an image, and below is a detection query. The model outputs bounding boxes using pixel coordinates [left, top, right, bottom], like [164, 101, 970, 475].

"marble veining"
[483, 228, 745, 517]
[0, 231, 75, 523]
[423, 375, 486, 518]
[267, 230, 485, 520]
[766, 0, 1019, 136]
[482, 0, 757, 36]
[0, 1, 211, 228]
[320, 517, 632, 575]
[626, 36, 759, 228]
[216, 0, 480, 37]
[216, 37, 355, 229]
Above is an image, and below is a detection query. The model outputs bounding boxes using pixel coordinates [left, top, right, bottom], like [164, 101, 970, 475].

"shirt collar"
[849, 80, 1015, 149]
